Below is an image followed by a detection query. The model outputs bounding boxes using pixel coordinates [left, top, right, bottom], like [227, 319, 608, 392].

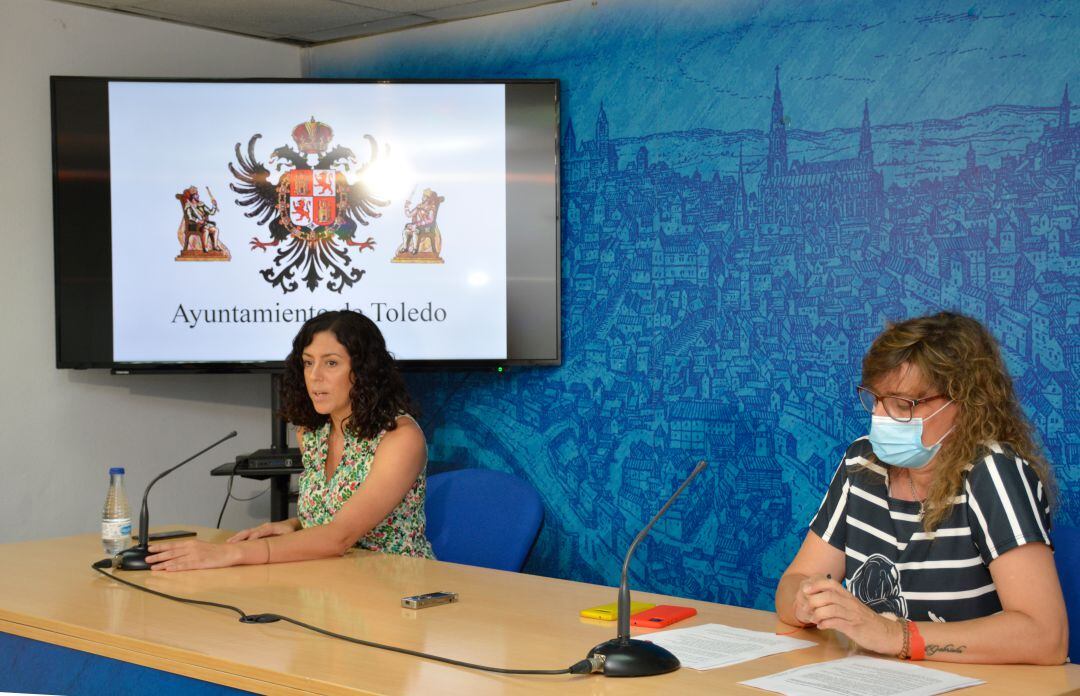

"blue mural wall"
[310, 0, 1079, 610]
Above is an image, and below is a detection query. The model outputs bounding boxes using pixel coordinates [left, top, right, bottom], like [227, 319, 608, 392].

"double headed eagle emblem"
[230, 117, 388, 293]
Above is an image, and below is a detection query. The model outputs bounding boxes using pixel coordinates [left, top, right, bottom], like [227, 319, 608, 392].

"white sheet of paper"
[739, 655, 984, 696]
[634, 622, 815, 670]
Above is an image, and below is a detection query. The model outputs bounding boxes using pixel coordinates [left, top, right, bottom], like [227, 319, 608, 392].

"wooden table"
[1, 528, 1077, 695]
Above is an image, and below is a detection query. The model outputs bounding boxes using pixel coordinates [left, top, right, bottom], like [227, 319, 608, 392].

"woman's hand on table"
[146, 539, 245, 571]
[226, 520, 296, 543]
[799, 576, 903, 655]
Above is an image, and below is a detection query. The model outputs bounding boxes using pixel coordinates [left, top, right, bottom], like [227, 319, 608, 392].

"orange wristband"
[906, 621, 925, 660]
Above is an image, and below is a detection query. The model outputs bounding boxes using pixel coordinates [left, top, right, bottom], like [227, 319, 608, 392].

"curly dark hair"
[279, 310, 417, 440]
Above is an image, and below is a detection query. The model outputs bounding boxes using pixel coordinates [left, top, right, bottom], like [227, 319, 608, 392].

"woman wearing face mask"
[145, 310, 434, 570]
[775, 312, 1067, 664]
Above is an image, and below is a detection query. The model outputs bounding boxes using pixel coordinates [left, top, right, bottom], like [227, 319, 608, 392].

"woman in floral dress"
[145, 310, 434, 570]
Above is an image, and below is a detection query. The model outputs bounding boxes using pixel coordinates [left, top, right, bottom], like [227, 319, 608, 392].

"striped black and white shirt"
[809, 437, 1051, 622]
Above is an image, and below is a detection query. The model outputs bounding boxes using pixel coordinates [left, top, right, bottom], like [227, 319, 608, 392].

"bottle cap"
[109, 467, 125, 475]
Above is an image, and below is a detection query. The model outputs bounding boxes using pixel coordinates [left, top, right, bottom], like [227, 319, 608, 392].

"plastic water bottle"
[102, 467, 132, 555]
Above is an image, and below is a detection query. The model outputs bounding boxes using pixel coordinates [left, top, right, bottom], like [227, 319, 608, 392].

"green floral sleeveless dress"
[297, 418, 435, 558]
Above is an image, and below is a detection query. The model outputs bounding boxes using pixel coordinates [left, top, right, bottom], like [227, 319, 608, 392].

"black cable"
[216, 472, 236, 528]
[231, 488, 270, 503]
[92, 560, 247, 619]
[256, 613, 583, 674]
[216, 467, 271, 529]
[90, 561, 593, 676]
[214, 466, 236, 527]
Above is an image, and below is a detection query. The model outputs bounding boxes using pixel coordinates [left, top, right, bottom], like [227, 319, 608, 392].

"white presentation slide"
[109, 82, 507, 362]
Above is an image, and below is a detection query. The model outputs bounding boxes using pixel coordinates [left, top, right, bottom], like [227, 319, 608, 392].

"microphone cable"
[216, 464, 271, 529]
[90, 560, 596, 676]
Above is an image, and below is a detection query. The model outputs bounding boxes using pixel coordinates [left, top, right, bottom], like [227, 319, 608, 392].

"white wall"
[0, 0, 301, 543]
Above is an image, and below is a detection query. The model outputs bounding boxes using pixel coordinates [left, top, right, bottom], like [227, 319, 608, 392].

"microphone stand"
[116, 431, 238, 571]
[587, 460, 707, 677]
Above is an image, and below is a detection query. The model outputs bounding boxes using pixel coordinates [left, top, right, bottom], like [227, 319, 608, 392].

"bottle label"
[102, 519, 132, 540]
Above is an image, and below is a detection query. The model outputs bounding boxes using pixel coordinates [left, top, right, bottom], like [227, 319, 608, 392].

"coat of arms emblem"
[230, 117, 388, 293]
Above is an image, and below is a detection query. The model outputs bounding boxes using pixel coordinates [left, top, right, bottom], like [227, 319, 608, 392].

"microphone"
[586, 459, 707, 677]
[116, 431, 238, 571]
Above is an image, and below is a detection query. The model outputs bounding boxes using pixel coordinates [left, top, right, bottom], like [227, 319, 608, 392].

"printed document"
[739, 655, 983, 695]
[634, 623, 815, 670]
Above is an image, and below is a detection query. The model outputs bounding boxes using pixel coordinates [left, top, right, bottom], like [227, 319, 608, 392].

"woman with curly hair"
[146, 310, 434, 570]
[775, 311, 1067, 664]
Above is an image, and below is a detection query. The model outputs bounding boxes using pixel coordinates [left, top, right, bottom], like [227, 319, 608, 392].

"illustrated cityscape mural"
[314, 0, 1079, 610]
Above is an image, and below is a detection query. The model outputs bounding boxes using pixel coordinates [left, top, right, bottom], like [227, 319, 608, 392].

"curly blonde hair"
[861, 311, 1054, 531]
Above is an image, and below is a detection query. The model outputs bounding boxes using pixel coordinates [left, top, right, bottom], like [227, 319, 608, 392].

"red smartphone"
[629, 604, 697, 629]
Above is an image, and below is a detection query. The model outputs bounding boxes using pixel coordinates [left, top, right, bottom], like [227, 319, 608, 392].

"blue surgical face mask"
[868, 400, 954, 469]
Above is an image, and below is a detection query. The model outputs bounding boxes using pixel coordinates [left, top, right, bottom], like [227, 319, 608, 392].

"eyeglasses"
[856, 386, 947, 423]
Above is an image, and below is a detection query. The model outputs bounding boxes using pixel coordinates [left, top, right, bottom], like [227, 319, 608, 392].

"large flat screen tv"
[52, 77, 560, 371]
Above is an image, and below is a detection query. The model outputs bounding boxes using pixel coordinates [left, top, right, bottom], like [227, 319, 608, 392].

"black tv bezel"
[51, 76, 562, 373]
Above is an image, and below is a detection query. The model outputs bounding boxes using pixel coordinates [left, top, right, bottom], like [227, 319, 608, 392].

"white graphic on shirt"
[849, 553, 908, 618]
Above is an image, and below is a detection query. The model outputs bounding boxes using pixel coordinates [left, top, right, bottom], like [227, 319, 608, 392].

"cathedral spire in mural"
[859, 98, 873, 167]
[736, 143, 748, 230]
[596, 101, 609, 142]
[1060, 83, 1071, 130]
[766, 65, 788, 178]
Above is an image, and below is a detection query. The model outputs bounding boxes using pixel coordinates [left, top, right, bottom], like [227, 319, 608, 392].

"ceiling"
[52, 0, 567, 46]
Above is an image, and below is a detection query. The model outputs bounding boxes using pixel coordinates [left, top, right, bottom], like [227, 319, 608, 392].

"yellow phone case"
[579, 601, 656, 621]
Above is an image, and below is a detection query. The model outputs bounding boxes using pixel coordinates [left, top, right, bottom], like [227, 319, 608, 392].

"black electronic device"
[236, 448, 302, 471]
[585, 460, 707, 677]
[115, 430, 238, 571]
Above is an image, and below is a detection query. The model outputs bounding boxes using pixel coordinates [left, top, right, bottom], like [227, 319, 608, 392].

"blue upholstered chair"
[1053, 525, 1080, 663]
[425, 469, 544, 572]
